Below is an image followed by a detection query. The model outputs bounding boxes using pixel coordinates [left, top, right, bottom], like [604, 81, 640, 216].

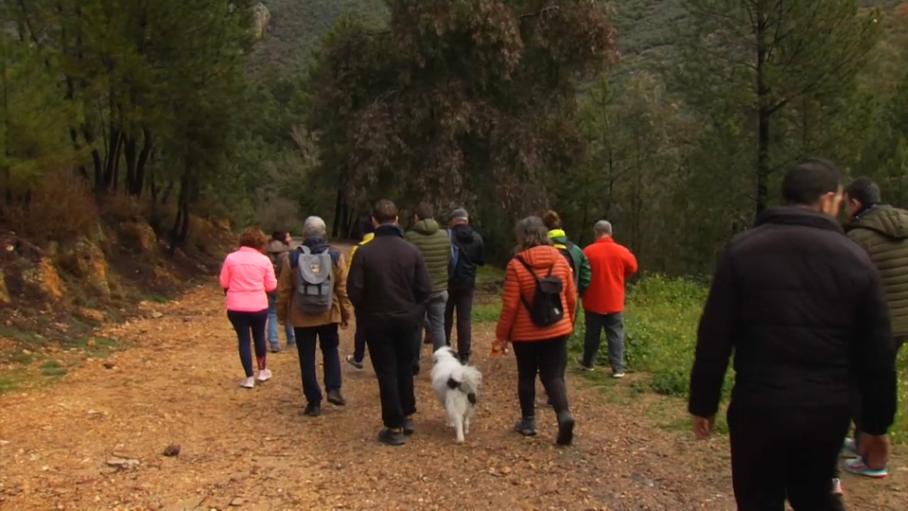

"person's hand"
[858, 432, 890, 470]
[692, 415, 716, 440]
[490, 339, 509, 356]
[340, 320, 349, 330]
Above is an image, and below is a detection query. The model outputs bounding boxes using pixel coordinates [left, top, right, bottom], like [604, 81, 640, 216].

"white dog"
[431, 347, 482, 443]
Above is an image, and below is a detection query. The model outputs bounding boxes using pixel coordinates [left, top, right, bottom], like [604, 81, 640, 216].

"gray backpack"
[292, 246, 334, 314]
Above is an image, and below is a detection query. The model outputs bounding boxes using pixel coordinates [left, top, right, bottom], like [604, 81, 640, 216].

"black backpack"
[514, 255, 564, 327]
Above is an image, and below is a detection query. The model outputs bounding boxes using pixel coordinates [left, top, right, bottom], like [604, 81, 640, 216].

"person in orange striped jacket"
[494, 216, 578, 445]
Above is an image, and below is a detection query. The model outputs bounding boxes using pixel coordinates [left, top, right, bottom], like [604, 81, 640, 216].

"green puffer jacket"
[548, 229, 592, 296]
[405, 219, 451, 293]
[846, 205, 908, 339]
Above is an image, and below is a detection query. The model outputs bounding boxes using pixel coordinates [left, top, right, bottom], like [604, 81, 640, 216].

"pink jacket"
[219, 247, 277, 312]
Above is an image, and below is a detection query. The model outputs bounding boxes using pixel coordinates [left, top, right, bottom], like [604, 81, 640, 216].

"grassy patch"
[40, 360, 67, 378]
[569, 274, 908, 444]
[144, 294, 170, 304]
[0, 368, 27, 393]
[472, 301, 501, 323]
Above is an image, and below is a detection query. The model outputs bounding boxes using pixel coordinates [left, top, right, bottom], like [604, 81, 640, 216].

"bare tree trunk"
[755, 1, 770, 215]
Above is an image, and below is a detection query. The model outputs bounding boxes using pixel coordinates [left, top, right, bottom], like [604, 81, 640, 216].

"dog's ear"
[467, 392, 477, 405]
[447, 377, 460, 390]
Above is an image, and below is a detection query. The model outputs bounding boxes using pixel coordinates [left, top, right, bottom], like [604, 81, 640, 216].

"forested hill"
[248, 0, 902, 76]
[249, 0, 387, 74]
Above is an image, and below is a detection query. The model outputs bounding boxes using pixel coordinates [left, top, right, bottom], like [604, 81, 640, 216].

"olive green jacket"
[405, 219, 451, 293]
[846, 205, 908, 339]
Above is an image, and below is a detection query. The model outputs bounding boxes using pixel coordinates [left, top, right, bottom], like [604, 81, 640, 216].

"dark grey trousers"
[582, 311, 625, 372]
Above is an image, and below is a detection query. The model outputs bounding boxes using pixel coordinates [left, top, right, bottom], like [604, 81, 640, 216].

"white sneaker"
[240, 376, 255, 389]
[256, 368, 273, 382]
[612, 371, 626, 379]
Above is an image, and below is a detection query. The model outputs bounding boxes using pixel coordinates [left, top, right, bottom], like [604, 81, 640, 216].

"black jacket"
[347, 225, 432, 327]
[688, 207, 897, 435]
[449, 224, 485, 290]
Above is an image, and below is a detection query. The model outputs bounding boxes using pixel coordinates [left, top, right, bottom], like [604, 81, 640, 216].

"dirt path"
[1, 283, 905, 510]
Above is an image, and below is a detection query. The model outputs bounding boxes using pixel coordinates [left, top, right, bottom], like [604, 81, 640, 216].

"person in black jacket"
[688, 159, 897, 511]
[347, 199, 432, 446]
[444, 208, 485, 363]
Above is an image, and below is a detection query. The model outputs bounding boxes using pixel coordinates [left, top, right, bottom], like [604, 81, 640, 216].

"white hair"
[302, 216, 327, 239]
[594, 220, 613, 236]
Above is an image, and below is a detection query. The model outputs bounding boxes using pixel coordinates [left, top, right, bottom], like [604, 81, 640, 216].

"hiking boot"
[270, 344, 281, 353]
[327, 389, 346, 406]
[576, 357, 594, 372]
[345, 354, 364, 371]
[256, 368, 273, 382]
[240, 376, 255, 389]
[556, 410, 575, 446]
[302, 403, 321, 417]
[378, 428, 406, 446]
[514, 417, 537, 436]
[844, 458, 888, 478]
[403, 417, 415, 436]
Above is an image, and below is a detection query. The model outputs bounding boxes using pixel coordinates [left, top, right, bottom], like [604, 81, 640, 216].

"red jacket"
[582, 237, 638, 314]
[496, 246, 577, 342]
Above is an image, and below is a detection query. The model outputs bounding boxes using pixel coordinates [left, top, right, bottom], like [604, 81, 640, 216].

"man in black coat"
[445, 208, 485, 363]
[347, 199, 432, 446]
[688, 160, 897, 510]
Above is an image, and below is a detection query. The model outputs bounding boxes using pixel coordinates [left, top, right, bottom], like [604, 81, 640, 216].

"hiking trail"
[1, 282, 905, 510]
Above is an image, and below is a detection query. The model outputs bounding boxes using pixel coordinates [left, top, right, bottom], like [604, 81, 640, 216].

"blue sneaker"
[844, 458, 888, 478]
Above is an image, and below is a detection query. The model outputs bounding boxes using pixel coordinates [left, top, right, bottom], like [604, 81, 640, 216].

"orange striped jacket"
[496, 245, 577, 342]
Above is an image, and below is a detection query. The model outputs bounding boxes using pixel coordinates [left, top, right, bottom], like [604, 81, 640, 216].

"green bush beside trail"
[568, 274, 908, 444]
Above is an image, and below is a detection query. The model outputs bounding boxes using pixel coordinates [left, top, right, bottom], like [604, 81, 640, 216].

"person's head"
[844, 177, 881, 219]
[593, 220, 613, 239]
[239, 227, 267, 251]
[372, 199, 399, 227]
[414, 202, 435, 222]
[271, 231, 284, 242]
[360, 214, 375, 236]
[449, 208, 469, 227]
[284, 232, 292, 244]
[302, 216, 327, 240]
[515, 216, 553, 251]
[781, 159, 843, 217]
[542, 210, 562, 230]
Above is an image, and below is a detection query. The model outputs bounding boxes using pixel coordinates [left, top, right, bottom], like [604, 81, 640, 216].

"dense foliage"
[1, 0, 905, 271]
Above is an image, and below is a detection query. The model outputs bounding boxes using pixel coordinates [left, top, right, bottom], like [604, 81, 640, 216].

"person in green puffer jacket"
[405, 203, 452, 371]
[543, 210, 591, 297]
[841, 177, 907, 481]
[845, 178, 908, 349]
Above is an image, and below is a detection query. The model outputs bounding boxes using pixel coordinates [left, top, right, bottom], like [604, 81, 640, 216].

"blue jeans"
[294, 324, 342, 405]
[267, 294, 295, 348]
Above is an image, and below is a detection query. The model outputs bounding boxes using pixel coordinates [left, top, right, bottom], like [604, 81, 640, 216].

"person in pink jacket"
[219, 228, 278, 388]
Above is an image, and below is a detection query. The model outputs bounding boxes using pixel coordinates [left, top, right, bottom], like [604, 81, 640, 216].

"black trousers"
[294, 324, 342, 405]
[444, 286, 474, 358]
[728, 401, 850, 511]
[227, 309, 268, 377]
[365, 321, 419, 429]
[512, 337, 570, 418]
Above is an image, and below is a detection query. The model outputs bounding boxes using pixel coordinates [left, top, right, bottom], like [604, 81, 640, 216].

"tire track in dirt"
[1, 283, 904, 510]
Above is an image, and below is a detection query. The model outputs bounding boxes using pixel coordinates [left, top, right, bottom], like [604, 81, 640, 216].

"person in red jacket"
[579, 220, 638, 377]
